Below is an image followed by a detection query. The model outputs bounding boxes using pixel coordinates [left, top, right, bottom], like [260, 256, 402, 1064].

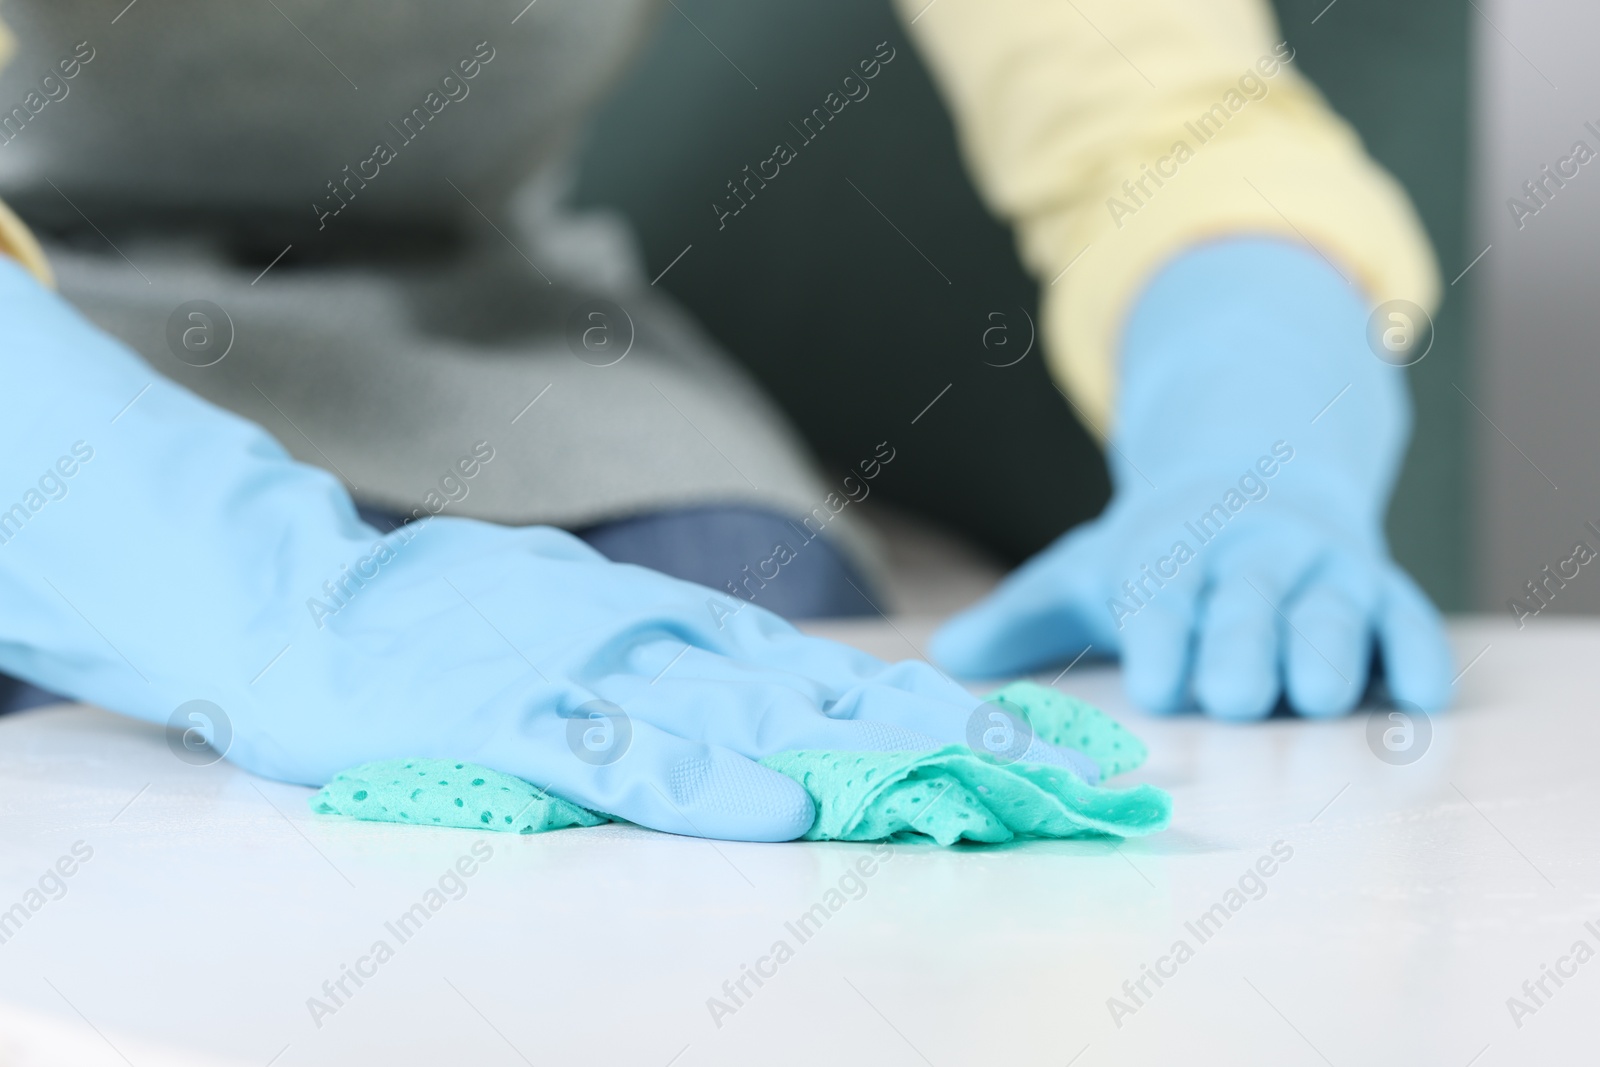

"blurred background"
[1471, 0, 1600, 615]
[571, 0, 1598, 619]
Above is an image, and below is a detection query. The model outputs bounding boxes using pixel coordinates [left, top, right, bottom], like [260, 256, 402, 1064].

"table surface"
[0, 616, 1592, 1067]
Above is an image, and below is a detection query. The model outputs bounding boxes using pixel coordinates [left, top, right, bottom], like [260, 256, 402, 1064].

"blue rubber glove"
[933, 238, 1453, 719]
[0, 258, 1093, 840]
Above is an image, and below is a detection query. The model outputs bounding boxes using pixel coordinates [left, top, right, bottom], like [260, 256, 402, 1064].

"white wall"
[1475, 0, 1600, 615]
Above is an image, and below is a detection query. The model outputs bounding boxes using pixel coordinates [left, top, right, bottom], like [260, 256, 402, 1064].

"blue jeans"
[0, 504, 876, 715]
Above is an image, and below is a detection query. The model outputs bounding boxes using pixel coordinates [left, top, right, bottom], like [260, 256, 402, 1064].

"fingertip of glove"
[741, 777, 817, 843]
[1124, 668, 1187, 717]
[1289, 675, 1364, 719]
[665, 751, 816, 842]
[1197, 680, 1278, 723]
[1387, 627, 1455, 715]
[1391, 674, 1454, 716]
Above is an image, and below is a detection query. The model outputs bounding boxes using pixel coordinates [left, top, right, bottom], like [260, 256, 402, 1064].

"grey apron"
[0, 0, 876, 566]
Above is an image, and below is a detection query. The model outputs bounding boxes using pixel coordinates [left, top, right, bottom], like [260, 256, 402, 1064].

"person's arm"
[0, 21, 1100, 838]
[0, 19, 52, 285]
[0, 251, 1111, 839]
[890, 0, 1436, 433]
[0, 200, 52, 285]
[900, 0, 1453, 717]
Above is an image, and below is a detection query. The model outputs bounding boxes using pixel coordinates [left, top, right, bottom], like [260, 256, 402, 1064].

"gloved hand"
[932, 238, 1453, 719]
[0, 258, 1091, 841]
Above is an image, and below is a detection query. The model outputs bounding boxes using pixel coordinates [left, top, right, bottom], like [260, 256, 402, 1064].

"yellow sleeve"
[0, 14, 54, 287]
[892, 0, 1439, 435]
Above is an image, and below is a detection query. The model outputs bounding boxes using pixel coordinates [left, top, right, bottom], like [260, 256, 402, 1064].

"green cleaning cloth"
[309, 681, 1171, 845]
[986, 680, 1148, 777]
[311, 760, 611, 834]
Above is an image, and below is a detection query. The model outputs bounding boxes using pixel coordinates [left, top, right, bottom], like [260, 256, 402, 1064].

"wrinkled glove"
[0, 258, 1094, 841]
[932, 238, 1452, 720]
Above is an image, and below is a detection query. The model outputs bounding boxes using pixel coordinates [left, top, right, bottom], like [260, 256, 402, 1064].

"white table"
[0, 616, 1591, 1066]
